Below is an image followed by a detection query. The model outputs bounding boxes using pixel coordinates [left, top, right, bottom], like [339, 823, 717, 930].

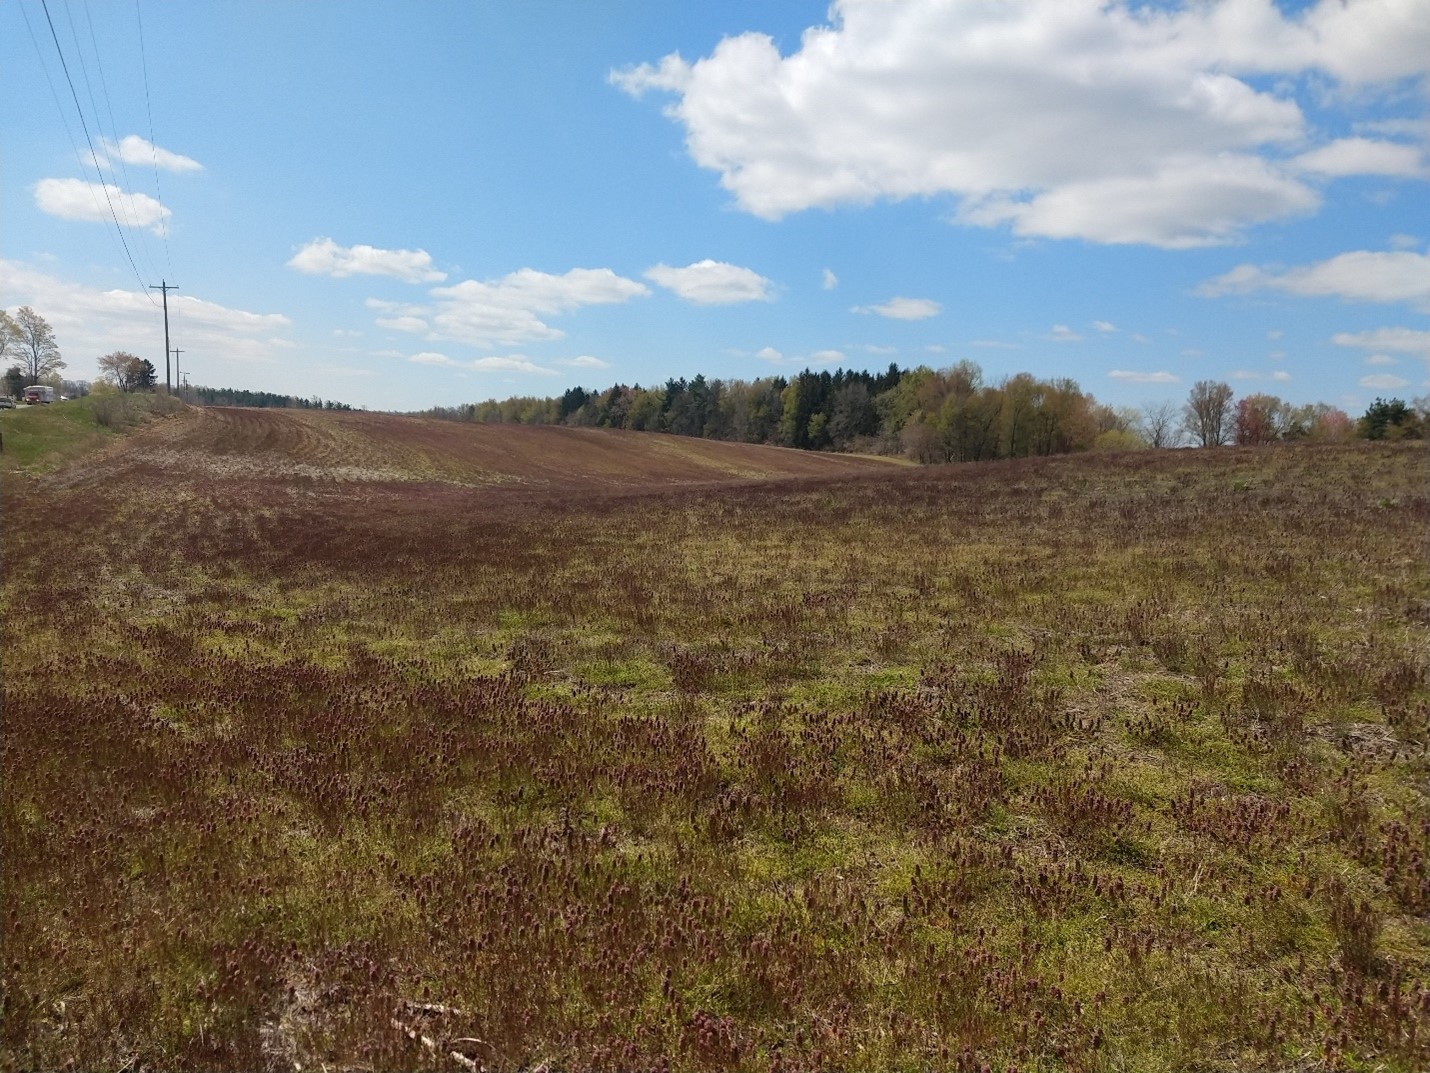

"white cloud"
[1388, 233, 1421, 250]
[377, 316, 429, 334]
[961, 155, 1318, 248]
[561, 355, 612, 369]
[1109, 369, 1180, 384]
[1364, 354, 1398, 366]
[753, 345, 845, 367]
[1293, 137, 1426, 178]
[1199, 250, 1430, 311]
[852, 297, 940, 320]
[644, 259, 772, 304]
[612, 0, 1430, 246]
[101, 134, 202, 173]
[822, 268, 839, 290]
[1093, 320, 1117, 333]
[1360, 373, 1410, 389]
[428, 268, 649, 348]
[1231, 368, 1294, 382]
[1045, 325, 1083, 343]
[1332, 327, 1430, 355]
[1267, 328, 1284, 340]
[34, 177, 170, 234]
[409, 351, 458, 366]
[289, 237, 446, 283]
[471, 355, 556, 375]
[969, 339, 1018, 349]
[0, 259, 292, 372]
[858, 344, 897, 355]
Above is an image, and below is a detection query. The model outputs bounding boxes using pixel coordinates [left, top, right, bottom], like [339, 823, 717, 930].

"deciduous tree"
[13, 307, 65, 385]
[1183, 380, 1233, 447]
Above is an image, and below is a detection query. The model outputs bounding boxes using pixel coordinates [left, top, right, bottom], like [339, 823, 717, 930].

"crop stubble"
[2, 416, 1427, 1072]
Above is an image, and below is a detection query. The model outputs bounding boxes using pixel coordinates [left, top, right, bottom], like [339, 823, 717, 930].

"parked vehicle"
[0, 397, 15, 409]
[23, 386, 55, 405]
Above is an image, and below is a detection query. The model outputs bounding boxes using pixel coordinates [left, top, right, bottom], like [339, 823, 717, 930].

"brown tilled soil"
[77, 406, 908, 489]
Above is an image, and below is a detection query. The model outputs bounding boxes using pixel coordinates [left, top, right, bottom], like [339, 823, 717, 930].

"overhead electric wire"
[78, 0, 162, 282]
[17, 0, 134, 277]
[37, 0, 156, 303]
[134, 0, 173, 275]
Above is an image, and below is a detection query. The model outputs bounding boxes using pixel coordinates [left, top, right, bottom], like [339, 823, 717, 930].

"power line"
[18, 0, 149, 294]
[38, 0, 154, 302]
[134, 0, 172, 275]
[79, 0, 162, 283]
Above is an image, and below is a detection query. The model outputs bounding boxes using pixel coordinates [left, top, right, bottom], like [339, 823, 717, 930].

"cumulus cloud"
[1293, 137, 1426, 178]
[560, 355, 612, 369]
[1109, 369, 1181, 383]
[34, 177, 170, 233]
[755, 346, 784, 363]
[852, 297, 940, 320]
[470, 355, 556, 375]
[1045, 325, 1084, 343]
[1199, 250, 1430, 311]
[100, 134, 202, 173]
[613, 0, 1428, 247]
[1360, 373, 1411, 389]
[289, 237, 446, 283]
[0, 259, 292, 370]
[1332, 327, 1430, 355]
[429, 268, 649, 348]
[822, 268, 839, 290]
[408, 351, 458, 366]
[644, 259, 773, 304]
[363, 269, 649, 348]
[1093, 320, 1118, 333]
[1364, 354, 1399, 366]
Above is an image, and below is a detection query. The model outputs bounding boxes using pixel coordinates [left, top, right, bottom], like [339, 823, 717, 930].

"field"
[3, 406, 1427, 1072]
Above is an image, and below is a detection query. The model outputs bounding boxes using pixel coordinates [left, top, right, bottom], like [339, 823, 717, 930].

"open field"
[35, 405, 908, 488]
[3, 408, 1427, 1072]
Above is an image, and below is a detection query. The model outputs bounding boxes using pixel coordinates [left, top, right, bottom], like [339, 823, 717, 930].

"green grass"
[0, 392, 183, 474]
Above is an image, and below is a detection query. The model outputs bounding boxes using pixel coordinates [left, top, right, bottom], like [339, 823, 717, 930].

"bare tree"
[0, 310, 19, 371]
[1139, 400, 1183, 448]
[13, 307, 65, 386]
[1183, 380, 1233, 447]
[98, 351, 146, 392]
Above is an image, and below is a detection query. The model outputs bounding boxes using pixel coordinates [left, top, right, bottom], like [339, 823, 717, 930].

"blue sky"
[4, 0, 1427, 413]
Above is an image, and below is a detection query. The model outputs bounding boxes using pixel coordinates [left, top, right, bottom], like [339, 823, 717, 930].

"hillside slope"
[50, 405, 906, 489]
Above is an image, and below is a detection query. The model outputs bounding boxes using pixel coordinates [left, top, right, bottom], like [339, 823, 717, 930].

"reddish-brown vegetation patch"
[2, 434, 1427, 1072]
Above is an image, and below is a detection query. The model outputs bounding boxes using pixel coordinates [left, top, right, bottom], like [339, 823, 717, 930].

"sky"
[4, 0, 1428, 414]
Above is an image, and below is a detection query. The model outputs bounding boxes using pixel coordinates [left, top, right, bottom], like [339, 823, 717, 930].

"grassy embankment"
[2, 409, 1426, 1072]
[0, 392, 185, 475]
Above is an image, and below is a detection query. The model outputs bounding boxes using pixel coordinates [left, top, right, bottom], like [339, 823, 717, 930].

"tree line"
[430, 364, 1422, 460]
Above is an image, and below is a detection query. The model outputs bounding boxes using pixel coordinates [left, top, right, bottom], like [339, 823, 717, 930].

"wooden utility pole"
[149, 280, 178, 391]
[171, 347, 184, 394]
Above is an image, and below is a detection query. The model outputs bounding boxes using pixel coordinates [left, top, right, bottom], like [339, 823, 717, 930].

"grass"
[0, 392, 184, 474]
[2, 412, 1428, 1072]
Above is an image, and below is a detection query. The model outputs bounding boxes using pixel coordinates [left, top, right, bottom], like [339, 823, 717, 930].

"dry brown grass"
[2, 419, 1427, 1072]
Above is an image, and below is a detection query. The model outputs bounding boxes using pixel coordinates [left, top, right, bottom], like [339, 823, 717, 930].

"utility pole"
[149, 280, 178, 392]
[171, 347, 184, 395]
